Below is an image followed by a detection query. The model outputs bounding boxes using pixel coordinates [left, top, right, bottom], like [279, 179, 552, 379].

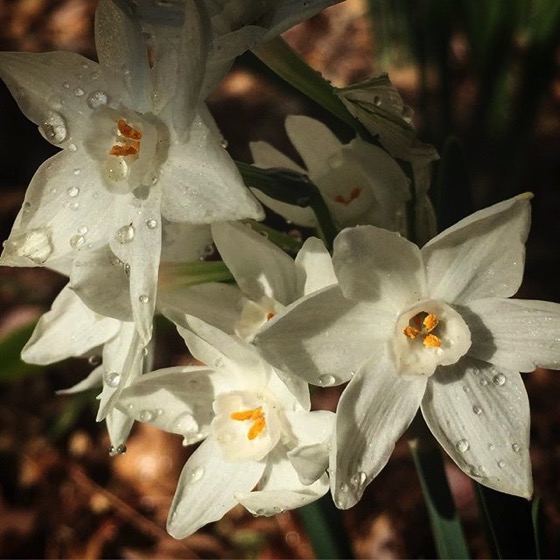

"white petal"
[95, 0, 150, 110]
[285, 115, 342, 178]
[0, 51, 128, 148]
[250, 140, 304, 172]
[464, 298, 560, 372]
[160, 222, 212, 263]
[109, 186, 163, 343]
[167, 437, 265, 539]
[160, 117, 263, 223]
[71, 245, 132, 322]
[236, 450, 329, 516]
[116, 366, 225, 443]
[212, 221, 298, 304]
[286, 410, 335, 484]
[422, 357, 532, 498]
[331, 353, 426, 509]
[159, 282, 243, 334]
[22, 285, 120, 364]
[422, 195, 531, 303]
[106, 407, 134, 449]
[255, 286, 390, 385]
[294, 236, 337, 296]
[0, 152, 116, 271]
[333, 226, 425, 311]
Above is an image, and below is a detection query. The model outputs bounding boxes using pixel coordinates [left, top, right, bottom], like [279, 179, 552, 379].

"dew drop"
[77, 225, 88, 235]
[69, 202, 79, 211]
[88, 355, 101, 366]
[492, 373, 506, 386]
[138, 409, 155, 422]
[318, 374, 336, 387]
[497, 460, 505, 468]
[139, 294, 149, 303]
[350, 471, 367, 490]
[456, 439, 470, 453]
[512, 443, 520, 453]
[472, 405, 483, 415]
[67, 143, 77, 151]
[108, 444, 127, 456]
[104, 370, 121, 388]
[63, 82, 70, 89]
[87, 90, 108, 109]
[488, 443, 495, 451]
[115, 224, 135, 244]
[373, 95, 382, 106]
[67, 186, 80, 198]
[73, 168, 81, 175]
[74, 87, 84, 97]
[173, 412, 199, 437]
[188, 466, 204, 484]
[479, 378, 488, 387]
[339, 482, 348, 492]
[70, 234, 85, 249]
[146, 218, 157, 229]
[40, 111, 68, 144]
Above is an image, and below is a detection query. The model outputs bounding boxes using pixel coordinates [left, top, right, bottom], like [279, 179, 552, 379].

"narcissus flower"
[0, 0, 262, 342]
[256, 194, 560, 506]
[116, 316, 334, 538]
[250, 115, 410, 232]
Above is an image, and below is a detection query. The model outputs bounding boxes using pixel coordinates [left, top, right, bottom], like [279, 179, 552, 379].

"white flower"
[0, 0, 262, 342]
[159, 220, 337, 343]
[256, 194, 560, 505]
[336, 74, 439, 243]
[116, 316, 334, 538]
[250, 115, 410, 232]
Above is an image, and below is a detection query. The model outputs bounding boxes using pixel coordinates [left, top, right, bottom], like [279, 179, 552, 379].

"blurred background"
[0, 0, 559, 557]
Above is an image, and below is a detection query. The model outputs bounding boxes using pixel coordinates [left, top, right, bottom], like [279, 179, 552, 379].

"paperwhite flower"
[159, 220, 337, 343]
[116, 316, 334, 538]
[250, 115, 411, 232]
[256, 194, 560, 505]
[0, 0, 262, 342]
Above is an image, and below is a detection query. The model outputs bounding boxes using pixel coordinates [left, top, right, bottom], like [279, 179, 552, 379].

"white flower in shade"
[336, 74, 439, 243]
[256, 194, 560, 506]
[0, 0, 262, 343]
[250, 115, 410, 233]
[116, 316, 334, 538]
[135, 0, 345, 95]
[159, 220, 337, 343]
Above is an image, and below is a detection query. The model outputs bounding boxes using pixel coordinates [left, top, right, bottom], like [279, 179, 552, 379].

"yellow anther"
[423, 333, 441, 348]
[266, 312, 275, 321]
[117, 119, 142, 140]
[423, 313, 439, 332]
[110, 144, 139, 156]
[230, 406, 266, 440]
[403, 325, 421, 339]
[334, 186, 362, 206]
[109, 119, 142, 157]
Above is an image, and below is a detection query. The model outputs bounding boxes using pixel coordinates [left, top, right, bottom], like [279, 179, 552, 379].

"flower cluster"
[2, 0, 560, 541]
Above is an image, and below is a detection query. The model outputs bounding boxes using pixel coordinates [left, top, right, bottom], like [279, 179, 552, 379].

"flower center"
[391, 299, 471, 378]
[211, 390, 283, 461]
[334, 186, 362, 206]
[230, 406, 266, 440]
[86, 106, 168, 193]
[234, 295, 285, 342]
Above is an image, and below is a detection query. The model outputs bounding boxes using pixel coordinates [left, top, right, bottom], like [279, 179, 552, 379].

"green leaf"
[475, 483, 537, 559]
[298, 494, 355, 559]
[252, 37, 360, 132]
[409, 425, 470, 559]
[0, 320, 44, 384]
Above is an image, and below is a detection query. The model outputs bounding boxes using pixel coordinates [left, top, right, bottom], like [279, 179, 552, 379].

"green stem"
[162, 261, 234, 288]
[408, 417, 470, 559]
[243, 219, 303, 254]
[298, 494, 354, 559]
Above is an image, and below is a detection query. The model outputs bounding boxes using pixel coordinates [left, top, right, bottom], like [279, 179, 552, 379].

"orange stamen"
[423, 333, 441, 348]
[334, 186, 362, 206]
[403, 325, 420, 339]
[117, 119, 142, 140]
[230, 406, 266, 440]
[423, 313, 439, 332]
[266, 312, 275, 321]
[110, 144, 139, 156]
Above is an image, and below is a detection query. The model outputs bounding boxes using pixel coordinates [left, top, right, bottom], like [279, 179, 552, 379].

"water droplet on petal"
[78, 226, 88, 235]
[456, 439, 470, 453]
[497, 460, 505, 468]
[146, 219, 157, 229]
[88, 355, 101, 366]
[512, 443, 520, 453]
[488, 443, 495, 451]
[350, 471, 367, 491]
[67, 143, 77, 152]
[108, 444, 127, 456]
[73, 168, 81, 175]
[70, 234, 85, 249]
[472, 405, 483, 415]
[492, 373, 506, 386]
[104, 370, 121, 388]
[479, 378, 488, 387]
[67, 186, 80, 198]
[138, 409, 155, 422]
[115, 224, 135, 244]
[173, 412, 199, 437]
[74, 87, 84, 97]
[40, 111, 67, 144]
[188, 466, 204, 484]
[318, 374, 336, 387]
[139, 294, 149, 303]
[87, 90, 108, 109]
[69, 202, 79, 211]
